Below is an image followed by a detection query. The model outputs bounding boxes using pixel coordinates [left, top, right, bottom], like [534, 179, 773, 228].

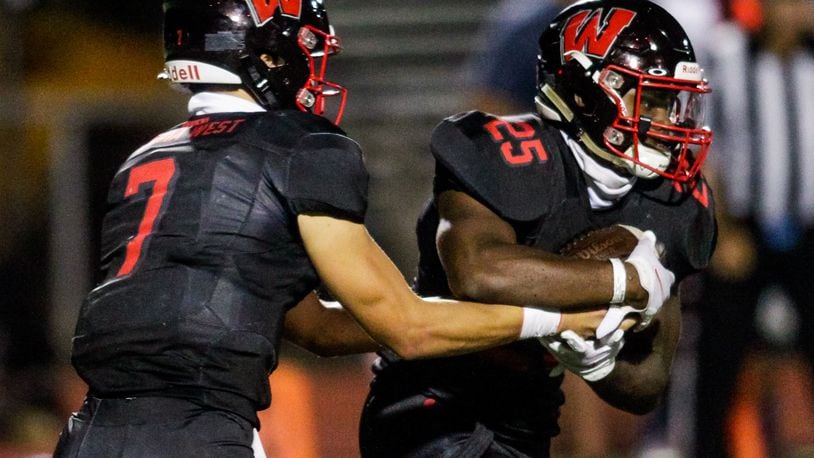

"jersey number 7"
[116, 158, 178, 277]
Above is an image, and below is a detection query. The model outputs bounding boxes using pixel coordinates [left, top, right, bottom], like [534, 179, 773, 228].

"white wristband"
[520, 307, 561, 339]
[609, 258, 626, 305]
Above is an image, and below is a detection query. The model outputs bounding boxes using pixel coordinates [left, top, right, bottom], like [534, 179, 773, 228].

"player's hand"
[595, 231, 675, 338]
[557, 309, 607, 338]
[626, 230, 674, 330]
[541, 328, 625, 382]
[559, 309, 638, 339]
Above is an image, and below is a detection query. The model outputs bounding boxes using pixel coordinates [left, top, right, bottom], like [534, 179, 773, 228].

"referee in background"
[695, 0, 814, 455]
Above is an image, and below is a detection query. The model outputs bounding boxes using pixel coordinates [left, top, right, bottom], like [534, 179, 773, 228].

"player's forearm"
[284, 294, 382, 356]
[588, 349, 671, 414]
[447, 244, 637, 310]
[437, 191, 646, 310]
[298, 214, 533, 359]
[287, 308, 382, 357]
[357, 294, 526, 360]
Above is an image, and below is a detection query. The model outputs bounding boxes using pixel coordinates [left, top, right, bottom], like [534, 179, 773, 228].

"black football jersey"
[375, 111, 716, 437]
[71, 109, 368, 426]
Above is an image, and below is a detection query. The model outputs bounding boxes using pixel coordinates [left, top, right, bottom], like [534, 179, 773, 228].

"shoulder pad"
[283, 132, 369, 222]
[430, 111, 565, 221]
[246, 110, 345, 148]
[634, 174, 717, 277]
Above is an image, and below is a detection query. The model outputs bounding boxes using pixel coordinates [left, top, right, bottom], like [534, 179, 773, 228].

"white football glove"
[541, 329, 625, 382]
[595, 230, 675, 339]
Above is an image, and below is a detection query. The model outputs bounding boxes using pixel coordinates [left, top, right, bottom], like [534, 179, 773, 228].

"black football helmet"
[160, 0, 346, 123]
[536, 0, 712, 182]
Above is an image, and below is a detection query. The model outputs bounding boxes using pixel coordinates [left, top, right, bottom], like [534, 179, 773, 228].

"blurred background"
[1, 0, 813, 457]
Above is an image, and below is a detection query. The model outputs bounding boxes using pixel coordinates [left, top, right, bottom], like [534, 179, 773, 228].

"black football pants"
[359, 390, 550, 458]
[54, 396, 255, 457]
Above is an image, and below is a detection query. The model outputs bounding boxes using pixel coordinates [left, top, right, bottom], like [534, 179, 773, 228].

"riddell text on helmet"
[163, 60, 242, 85]
[168, 64, 202, 82]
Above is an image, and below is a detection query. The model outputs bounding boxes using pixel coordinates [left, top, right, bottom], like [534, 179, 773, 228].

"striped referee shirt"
[708, 23, 814, 249]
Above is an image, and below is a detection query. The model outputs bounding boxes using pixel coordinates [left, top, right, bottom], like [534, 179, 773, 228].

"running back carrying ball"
[560, 224, 668, 338]
[540, 224, 645, 381]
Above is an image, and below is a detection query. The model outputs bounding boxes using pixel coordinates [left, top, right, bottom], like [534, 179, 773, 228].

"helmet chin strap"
[535, 87, 572, 122]
[588, 131, 670, 180]
[603, 126, 671, 179]
[579, 131, 636, 174]
[625, 143, 670, 179]
[536, 85, 635, 176]
[239, 56, 281, 110]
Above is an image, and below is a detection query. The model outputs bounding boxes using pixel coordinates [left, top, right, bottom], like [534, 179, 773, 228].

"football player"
[359, 0, 717, 456]
[52, 1, 612, 456]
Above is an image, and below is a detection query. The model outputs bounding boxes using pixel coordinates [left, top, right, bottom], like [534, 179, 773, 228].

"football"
[559, 224, 643, 260]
